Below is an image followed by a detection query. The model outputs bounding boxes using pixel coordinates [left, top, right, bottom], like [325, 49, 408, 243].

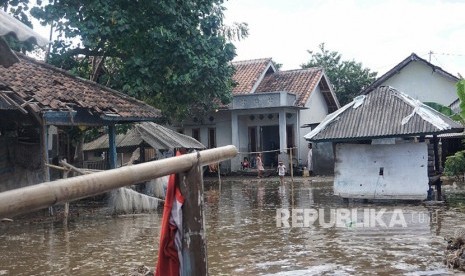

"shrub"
[444, 150, 465, 179]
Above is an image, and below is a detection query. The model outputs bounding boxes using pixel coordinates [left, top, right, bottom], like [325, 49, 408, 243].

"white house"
[304, 86, 463, 200]
[177, 58, 340, 172]
[362, 53, 460, 107]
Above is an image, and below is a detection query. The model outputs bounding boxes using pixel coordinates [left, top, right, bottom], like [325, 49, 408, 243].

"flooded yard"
[1, 177, 465, 275]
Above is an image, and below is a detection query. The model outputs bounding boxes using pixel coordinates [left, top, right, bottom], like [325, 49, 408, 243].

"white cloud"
[224, 0, 465, 76]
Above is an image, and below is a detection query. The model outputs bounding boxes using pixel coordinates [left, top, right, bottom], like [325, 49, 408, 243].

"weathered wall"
[0, 137, 43, 192]
[334, 143, 428, 200]
[312, 142, 335, 175]
[381, 61, 458, 106]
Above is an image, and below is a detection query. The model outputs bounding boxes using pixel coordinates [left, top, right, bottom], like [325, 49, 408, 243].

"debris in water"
[126, 265, 153, 276]
[445, 228, 465, 271]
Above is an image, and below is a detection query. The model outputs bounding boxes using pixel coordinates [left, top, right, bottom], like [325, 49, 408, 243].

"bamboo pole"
[0, 145, 237, 218]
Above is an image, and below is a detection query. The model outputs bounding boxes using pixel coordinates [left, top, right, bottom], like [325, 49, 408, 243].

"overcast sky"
[223, 0, 465, 77]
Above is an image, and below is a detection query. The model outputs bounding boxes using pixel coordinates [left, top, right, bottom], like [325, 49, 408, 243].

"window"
[192, 128, 200, 142]
[208, 128, 216, 148]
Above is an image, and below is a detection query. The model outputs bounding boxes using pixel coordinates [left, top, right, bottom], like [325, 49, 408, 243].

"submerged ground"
[1, 176, 465, 275]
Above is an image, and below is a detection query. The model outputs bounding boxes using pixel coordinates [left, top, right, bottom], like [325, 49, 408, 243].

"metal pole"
[0, 145, 237, 218]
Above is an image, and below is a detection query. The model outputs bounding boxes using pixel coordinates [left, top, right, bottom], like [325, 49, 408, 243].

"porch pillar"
[108, 125, 117, 169]
[279, 110, 288, 164]
[231, 112, 240, 171]
[40, 121, 50, 182]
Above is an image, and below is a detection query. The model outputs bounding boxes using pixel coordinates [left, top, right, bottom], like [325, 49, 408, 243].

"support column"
[41, 121, 50, 182]
[180, 163, 208, 275]
[108, 125, 117, 169]
[231, 112, 240, 171]
[279, 110, 288, 165]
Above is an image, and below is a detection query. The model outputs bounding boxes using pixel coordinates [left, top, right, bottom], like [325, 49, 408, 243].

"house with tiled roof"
[0, 53, 161, 192]
[177, 58, 340, 172]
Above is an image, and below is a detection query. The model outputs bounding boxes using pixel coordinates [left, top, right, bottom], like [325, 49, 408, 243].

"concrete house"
[177, 58, 340, 173]
[362, 53, 460, 107]
[304, 86, 463, 200]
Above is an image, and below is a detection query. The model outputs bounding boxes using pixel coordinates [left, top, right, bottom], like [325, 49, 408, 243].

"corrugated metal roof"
[136, 122, 205, 150]
[304, 86, 464, 142]
[83, 122, 205, 151]
[0, 10, 49, 47]
[0, 10, 49, 68]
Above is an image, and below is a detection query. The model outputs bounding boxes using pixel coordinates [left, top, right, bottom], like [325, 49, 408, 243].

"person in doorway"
[307, 143, 313, 176]
[256, 153, 264, 178]
[277, 160, 286, 185]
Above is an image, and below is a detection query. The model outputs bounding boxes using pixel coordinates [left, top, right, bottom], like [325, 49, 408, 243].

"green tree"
[301, 43, 377, 105]
[30, 0, 246, 122]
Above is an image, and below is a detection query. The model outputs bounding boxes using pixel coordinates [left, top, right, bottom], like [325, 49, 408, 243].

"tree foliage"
[30, 0, 244, 122]
[301, 43, 377, 105]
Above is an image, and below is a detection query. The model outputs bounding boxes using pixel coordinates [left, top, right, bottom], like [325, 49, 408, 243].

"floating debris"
[126, 265, 153, 276]
[445, 229, 465, 271]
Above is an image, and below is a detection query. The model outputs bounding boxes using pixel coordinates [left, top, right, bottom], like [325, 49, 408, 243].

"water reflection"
[0, 179, 464, 275]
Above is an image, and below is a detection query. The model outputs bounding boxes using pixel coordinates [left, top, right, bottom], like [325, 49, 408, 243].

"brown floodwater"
[1, 178, 464, 275]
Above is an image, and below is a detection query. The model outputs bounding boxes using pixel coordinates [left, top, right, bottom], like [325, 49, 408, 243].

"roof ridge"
[231, 57, 272, 65]
[273, 67, 323, 74]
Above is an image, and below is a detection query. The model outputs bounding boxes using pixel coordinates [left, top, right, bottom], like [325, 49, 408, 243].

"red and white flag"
[156, 152, 184, 276]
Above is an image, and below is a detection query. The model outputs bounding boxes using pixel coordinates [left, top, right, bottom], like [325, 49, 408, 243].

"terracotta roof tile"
[255, 68, 323, 107]
[0, 53, 161, 120]
[231, 58, 273, 94]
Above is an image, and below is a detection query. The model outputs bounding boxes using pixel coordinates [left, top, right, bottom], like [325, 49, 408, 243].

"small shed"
[0, 53, 161, 192]
[83, 122, 205, 169]
[304, 86, 463, 200]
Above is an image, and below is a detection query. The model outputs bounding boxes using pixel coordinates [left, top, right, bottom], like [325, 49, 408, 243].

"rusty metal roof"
[83, 122, 205, 151]
[305, 86, 464, 142]
[0, 53, 161, 123]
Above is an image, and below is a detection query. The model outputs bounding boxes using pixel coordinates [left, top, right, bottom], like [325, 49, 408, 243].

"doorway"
[260, 125, 279, 167]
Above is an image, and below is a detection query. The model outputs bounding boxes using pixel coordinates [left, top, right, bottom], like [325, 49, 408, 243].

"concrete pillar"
[231, 112, 240, 171]
[279, 110, 288, 164]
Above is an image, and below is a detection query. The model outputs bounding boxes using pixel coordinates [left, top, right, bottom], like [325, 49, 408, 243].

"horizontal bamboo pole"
[0, 145, 237, 218]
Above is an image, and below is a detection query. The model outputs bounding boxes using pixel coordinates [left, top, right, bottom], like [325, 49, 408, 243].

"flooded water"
[1, 177, 465, 275]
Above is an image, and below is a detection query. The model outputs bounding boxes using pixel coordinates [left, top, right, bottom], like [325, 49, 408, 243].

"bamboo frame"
[0, 145, 237, 218]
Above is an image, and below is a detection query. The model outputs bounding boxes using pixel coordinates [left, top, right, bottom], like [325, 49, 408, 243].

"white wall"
[299, 85, 330, 165]
[381, 61, 458, 106]
[334, 143, 428, 200]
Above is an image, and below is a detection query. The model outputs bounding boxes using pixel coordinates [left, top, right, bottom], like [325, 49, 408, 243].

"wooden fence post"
[179, 162, 208, 275]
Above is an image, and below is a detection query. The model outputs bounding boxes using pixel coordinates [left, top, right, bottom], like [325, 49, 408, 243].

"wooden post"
[179, 160, 208, 275]
[41, 122, 50, 183]
[289, 148, 294, 186]
[432, 135, 442, 200]
[217, 162, 222, 194]
[41, 120, 52, 215]
[63, 170, 69, 220]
